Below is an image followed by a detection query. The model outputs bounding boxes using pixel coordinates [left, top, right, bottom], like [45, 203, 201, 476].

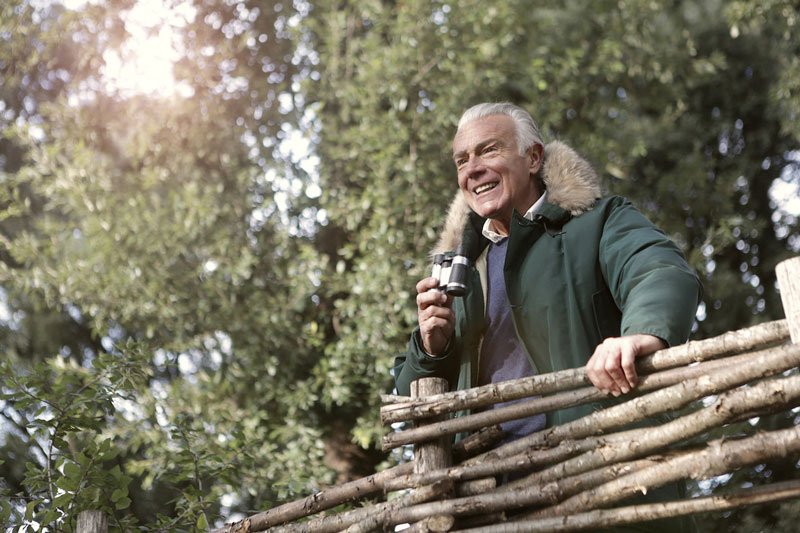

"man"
[395, 102, 700, 413]
[392, 103, 701, 528]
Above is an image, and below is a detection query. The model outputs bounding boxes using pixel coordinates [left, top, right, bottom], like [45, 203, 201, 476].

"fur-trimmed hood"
[433, 140, 602, 255]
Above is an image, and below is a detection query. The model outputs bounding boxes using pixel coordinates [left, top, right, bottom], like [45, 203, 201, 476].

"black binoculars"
[431, 250, 470, 297]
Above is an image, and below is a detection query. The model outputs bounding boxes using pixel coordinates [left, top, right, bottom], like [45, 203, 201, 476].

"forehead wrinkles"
[452, 116, 517, 157]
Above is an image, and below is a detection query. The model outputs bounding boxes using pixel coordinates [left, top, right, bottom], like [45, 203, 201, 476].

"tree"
[2, 0, 336, 528]
[1, 0, 798, 530]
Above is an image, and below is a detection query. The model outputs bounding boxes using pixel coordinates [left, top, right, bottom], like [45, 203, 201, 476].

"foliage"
[0, 0, 798, 530]
[0, 348, 144, 529]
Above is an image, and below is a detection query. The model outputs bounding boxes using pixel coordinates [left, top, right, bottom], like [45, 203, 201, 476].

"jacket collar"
[433, 140, 602, 255]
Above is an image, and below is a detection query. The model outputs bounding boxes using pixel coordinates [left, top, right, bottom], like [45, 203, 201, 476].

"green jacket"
[394, 141, 702, 427]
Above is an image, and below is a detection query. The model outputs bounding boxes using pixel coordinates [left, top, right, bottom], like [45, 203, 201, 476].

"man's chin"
[471, 202, 502, 220]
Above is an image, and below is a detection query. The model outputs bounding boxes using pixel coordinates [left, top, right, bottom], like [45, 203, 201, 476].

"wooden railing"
[214, 256, 800, 532]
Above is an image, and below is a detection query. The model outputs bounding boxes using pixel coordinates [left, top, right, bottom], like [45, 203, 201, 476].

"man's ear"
[528, 143, 544, 175]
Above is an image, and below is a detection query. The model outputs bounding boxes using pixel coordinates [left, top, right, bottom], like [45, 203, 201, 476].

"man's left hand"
[586, 334, 667, 396]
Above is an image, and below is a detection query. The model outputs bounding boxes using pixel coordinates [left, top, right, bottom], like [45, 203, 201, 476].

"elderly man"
[395, 101, 699, 410]
[393, 102, 700, 529]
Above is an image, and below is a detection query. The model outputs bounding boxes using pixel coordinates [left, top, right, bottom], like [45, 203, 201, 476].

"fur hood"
[433, 140, 602, 255]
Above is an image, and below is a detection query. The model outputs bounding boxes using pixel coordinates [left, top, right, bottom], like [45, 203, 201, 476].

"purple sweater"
[478, 239, 547, 441]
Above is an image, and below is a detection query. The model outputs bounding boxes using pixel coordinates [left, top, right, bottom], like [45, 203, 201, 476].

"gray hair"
[457, 102, 544, 155]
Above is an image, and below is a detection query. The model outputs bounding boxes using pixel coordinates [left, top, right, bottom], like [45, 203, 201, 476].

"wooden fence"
[210, 256, 800, 532]
[211, 256, 800, 533]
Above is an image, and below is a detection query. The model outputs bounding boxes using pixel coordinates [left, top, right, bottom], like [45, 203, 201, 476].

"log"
[502, 372, 800, 492]
[404, 515, 456, 532]
[452, 425, 505, 463]
[461, 343, 800, 466]
[380, 320, 789, 424]
[389, 369, 800, 495]
[409, 378, 454, 531]
[453, 479, 800, 532]
[385, 436, 598, 493]
[384, 419, 800, 530]
[455, 477, 496, 497]
[377, 458, 661, 528]
[777, 256, 800, 343]
[532, 424, 800, 519]
[382, 394, 411, 404]
[212, 462, 414, 532]
[218, 423, 505, 532]
[270, 480, 451, 533]
[384, 343, 800, 452]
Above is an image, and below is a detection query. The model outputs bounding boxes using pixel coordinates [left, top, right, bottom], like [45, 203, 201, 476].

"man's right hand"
[416, 276, 455, 355]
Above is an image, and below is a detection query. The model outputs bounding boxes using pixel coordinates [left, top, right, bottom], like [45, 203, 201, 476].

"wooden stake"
[777, 256, 800, 343]
[409, 378, 454, 531]
[76, 511, 107, 533]
[412, 378, 452, 474]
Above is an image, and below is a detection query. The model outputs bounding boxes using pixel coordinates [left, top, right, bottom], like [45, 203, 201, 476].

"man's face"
[452, 114, 543, 236]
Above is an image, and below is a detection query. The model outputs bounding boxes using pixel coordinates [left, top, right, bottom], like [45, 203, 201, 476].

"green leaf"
[196, 512, 209, 530]
[111, 487, 127, 503]
[114, 496, 131, 510]
[63, 461, 81, 479]
[24, 500, 37, 520]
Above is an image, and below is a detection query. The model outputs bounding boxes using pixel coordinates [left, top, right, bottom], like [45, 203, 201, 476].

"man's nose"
[464, 155, 485, 177]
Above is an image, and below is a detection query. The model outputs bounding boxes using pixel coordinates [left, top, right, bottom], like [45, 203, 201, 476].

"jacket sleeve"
[598, 197, 702, 347]
[393, 328, 460, 396]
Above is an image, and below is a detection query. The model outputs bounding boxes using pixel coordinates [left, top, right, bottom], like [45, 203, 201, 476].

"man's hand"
[416, 276, 455, 356]
[586, 334, 667, 396]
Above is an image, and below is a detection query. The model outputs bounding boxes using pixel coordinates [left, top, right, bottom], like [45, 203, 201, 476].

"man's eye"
[455, 158, 467, 168]
[483, 145, 497, 154]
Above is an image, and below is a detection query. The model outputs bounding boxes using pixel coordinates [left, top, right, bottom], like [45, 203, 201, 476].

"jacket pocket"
[592, 286, 622, 339]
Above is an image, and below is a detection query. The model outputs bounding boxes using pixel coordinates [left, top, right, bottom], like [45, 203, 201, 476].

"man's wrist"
[420, 334, 453, 359]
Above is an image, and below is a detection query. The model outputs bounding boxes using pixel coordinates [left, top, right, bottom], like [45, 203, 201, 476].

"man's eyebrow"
[453, 138, 502, 159]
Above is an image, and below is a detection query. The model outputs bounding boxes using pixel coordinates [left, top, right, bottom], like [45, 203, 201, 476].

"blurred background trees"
[1, 0, 798, 529]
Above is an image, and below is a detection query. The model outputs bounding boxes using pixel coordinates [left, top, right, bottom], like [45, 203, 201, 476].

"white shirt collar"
[481, 191, 548, 243]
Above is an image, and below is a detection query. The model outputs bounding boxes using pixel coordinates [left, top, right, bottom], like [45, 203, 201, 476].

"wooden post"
[77, 510, 107, 533]
[410, 377, 453, 530]
[411, 378, 452, 474]
[777, 256, 800, 344]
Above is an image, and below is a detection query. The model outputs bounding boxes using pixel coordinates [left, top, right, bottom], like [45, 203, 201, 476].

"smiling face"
[452, 114, 543, 236]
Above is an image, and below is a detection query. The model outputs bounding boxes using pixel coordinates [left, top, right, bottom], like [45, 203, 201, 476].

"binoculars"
[431, 250, 470, 297]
